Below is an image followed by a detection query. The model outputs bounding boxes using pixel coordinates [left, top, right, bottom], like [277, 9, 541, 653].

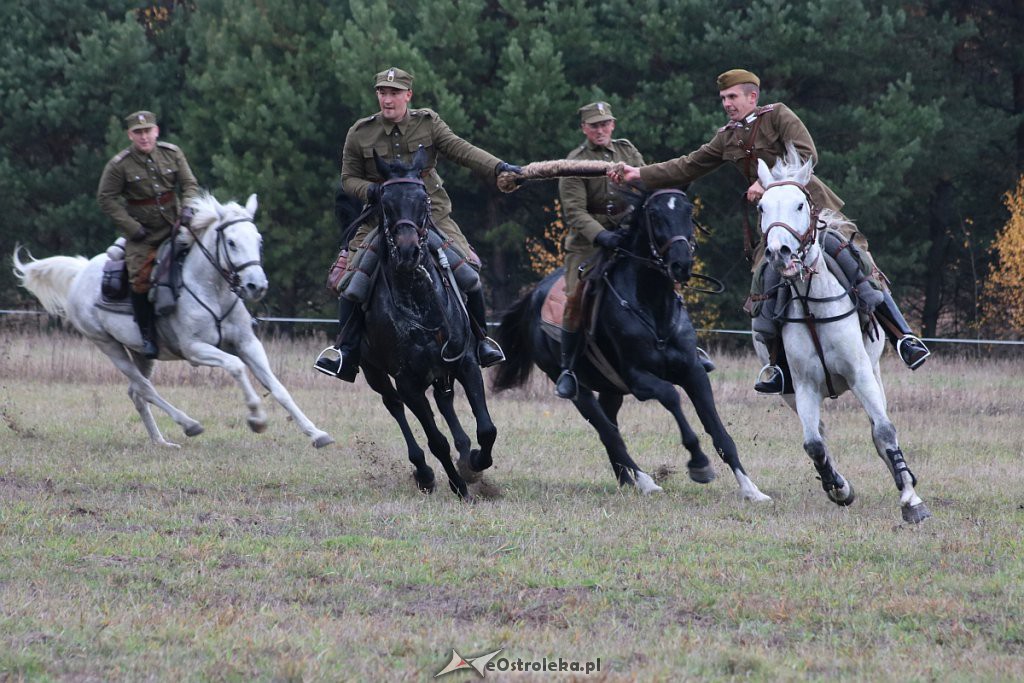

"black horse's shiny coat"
[494, 189, 755, 489]
[359, 148, 496, 498]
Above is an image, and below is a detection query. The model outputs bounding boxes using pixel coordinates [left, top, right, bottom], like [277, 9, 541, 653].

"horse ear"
[795, 157, 814, 186]
[373, 149, 389, 179]
[245, 194, 258, 217]
[412, 145, 429, 172]
[756, 158, 773, 187]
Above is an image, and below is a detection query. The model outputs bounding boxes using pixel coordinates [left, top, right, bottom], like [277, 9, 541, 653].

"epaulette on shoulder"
[352, 114, 378, 130]
[566, 143, 586, 159]
[756, 103, 778, 116]
[156, 141, 180, 152]
[110, 147, 132, 164]
[612, 137, 637, 149]
[409, 108, 437, 119]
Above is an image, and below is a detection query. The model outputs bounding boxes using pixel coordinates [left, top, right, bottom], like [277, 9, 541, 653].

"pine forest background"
[2, 0, 1023, 338]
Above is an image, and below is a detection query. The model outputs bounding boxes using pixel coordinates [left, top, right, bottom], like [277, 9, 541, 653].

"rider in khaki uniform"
[553, 102, 714, 400]
[97, 110, 198, 359]
[614, 69, 929, 393]
[314, 67, 521, 382]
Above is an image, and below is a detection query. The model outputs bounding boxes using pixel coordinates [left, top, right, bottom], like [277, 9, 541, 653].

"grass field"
[1, 329, 1023, 682]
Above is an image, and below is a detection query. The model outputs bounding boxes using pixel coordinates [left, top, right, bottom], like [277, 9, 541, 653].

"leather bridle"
[761, 180, 822, 269]
[380, 177, 429, 260]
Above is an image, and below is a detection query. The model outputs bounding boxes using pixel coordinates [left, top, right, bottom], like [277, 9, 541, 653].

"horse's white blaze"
[666, 196, 677, 211]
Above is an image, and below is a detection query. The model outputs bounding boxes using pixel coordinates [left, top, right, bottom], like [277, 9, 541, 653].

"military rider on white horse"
[613, 69, 929, 393]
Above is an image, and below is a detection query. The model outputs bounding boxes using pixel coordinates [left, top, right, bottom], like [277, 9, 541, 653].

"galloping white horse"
[14, 192, 333, 449]
[752, 150, 929, 523]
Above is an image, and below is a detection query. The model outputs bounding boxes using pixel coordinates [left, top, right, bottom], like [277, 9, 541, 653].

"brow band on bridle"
[646, 189, 695, 257]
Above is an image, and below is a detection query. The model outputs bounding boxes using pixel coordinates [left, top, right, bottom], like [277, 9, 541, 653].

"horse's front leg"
[394, 379, 468, 499]
[362, 365, 435, 493]
[431, 381, 475, 481]
[793, 387, 854, 506]
[454, 364, 497, 474]
[672, 367, 771, 502]
[572, 388, 661, 494]
[179, 341, 268, 434]
[234, 335, 333, 448]
[847, 374, 930, 523]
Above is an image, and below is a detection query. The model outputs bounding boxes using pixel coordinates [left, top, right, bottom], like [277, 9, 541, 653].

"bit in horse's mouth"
[780, 261, 800, 279]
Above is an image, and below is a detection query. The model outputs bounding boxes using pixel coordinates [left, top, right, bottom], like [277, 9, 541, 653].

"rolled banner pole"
[497, 159, 624, 193]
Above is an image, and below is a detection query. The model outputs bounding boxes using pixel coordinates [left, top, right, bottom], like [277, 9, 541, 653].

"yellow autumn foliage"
[980, 175, 1024, 335]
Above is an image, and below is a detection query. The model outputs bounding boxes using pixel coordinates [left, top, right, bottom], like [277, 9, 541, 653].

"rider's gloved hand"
[495, 161, 522, 175]
[366, 183, 382, 204]
[594, 229, 624, 249]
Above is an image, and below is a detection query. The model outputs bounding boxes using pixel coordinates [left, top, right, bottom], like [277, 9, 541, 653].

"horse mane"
[177, 191, 254, 246]
[766, 143, 856, 231]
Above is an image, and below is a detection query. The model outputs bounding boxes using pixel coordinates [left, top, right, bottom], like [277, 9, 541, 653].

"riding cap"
[374, 67, 413, 91]
[716, 69, 760, 90]
[578, 101, 615, 125]
[125, 110, 157, 131]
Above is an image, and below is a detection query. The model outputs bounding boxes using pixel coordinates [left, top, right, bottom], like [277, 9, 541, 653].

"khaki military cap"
[716, 69, 760, 90]
[374, 67, 413, 90]
[125, 110, 157, 131]
[579, 101, 615, 124]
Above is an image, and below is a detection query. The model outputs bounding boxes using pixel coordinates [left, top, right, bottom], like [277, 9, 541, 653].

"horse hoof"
[902, 502, 931, 524]
[469, 448, 492, 472]
[312, 433, 335, 448]
[184, 423, 204, 437]
[247, 417, 268, 434]
[687, 464, 716, 484]
[415, 469, 436, 494]
[828, 481, 856, 507]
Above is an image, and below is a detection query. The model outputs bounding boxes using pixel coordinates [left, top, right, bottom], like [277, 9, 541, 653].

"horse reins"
[763, 180, 856, 399]
[180, 216, 263, 347]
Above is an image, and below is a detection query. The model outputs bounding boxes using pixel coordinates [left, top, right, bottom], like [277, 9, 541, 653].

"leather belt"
[128, 192, 174, 207]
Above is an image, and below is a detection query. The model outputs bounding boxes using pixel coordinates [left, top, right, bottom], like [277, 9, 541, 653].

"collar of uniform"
[585, 140, 613, 153]
[128, 146, 154, 163]
[379, 113, 412, 136]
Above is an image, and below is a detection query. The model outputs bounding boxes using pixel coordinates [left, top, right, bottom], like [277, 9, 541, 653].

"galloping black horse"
[494, 189, 769, 500]
[359, 148, 496, 498]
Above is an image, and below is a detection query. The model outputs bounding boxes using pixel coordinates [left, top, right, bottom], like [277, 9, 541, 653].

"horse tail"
[12, 247, 89, 319]
[491, 288, 537, 391]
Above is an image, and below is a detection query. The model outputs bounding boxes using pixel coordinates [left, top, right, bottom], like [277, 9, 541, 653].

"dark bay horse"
[358, 148, 496, 498]
[493, 189, 769, 500]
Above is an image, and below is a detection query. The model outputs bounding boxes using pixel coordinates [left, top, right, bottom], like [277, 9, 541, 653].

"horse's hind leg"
[362, 366, 435, 494]
[97, 340, 202, 446]
[793, 389, 854, 506]
[849, 376, 930, 523]
[675, 371, 770, 501]
[573, 389, 661, 494]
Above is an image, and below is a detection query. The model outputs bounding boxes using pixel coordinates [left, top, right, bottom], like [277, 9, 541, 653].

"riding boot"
[466, 288, 505, 367]
[130, 291, 159, 359]
[752, 266, 784, 392]
[314, 297, 363, 382]
[755, 335, 790, 395]
[875, 291, 930, 370]
[822, 232, 883, 313]
[555, 329, 583, 400]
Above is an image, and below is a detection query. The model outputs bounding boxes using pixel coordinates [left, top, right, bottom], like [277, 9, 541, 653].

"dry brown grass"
[1, 329, 1023, 681]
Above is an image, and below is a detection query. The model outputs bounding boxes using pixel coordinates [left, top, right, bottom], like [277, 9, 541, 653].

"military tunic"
[558, 138, 644, 297]
[638, 102, 874, 280]
[97, 141, 198, 286]
[341, 107, 501, 266]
